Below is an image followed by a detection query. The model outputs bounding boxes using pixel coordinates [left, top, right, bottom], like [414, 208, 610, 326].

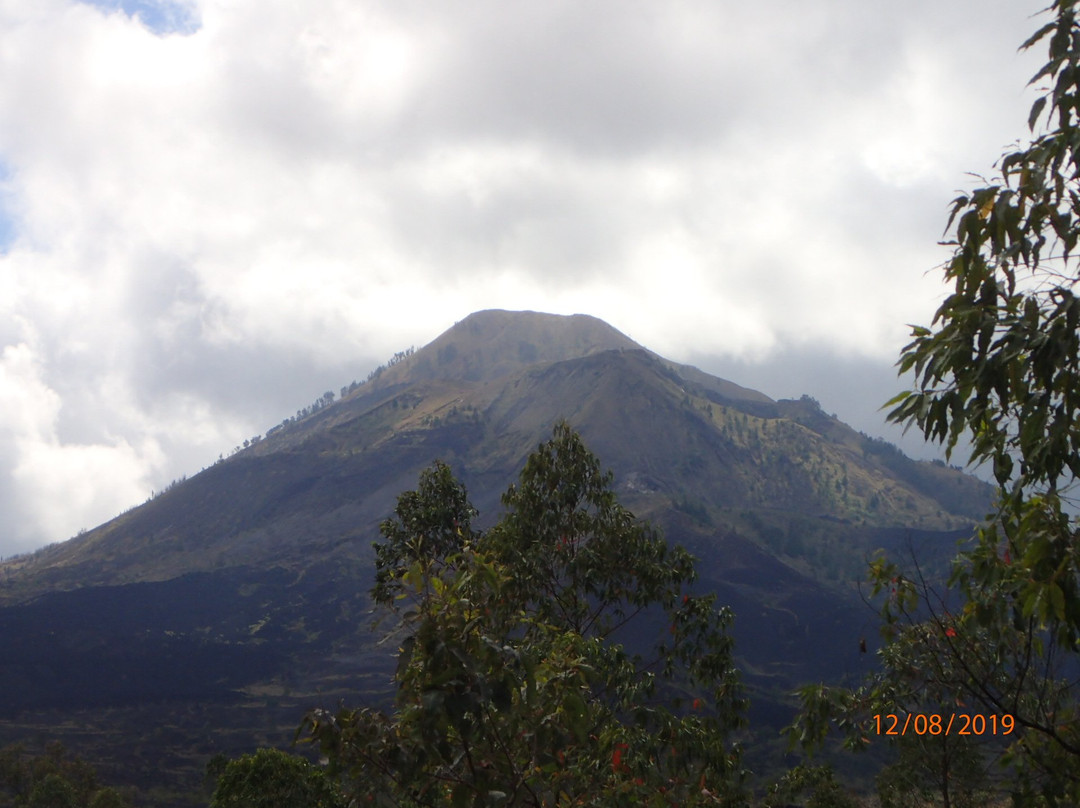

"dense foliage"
[302, 422, 748, 806]
[207, 748, 344, 808]
[792, 2, 1080, 804]
[0, 743, 131, 808]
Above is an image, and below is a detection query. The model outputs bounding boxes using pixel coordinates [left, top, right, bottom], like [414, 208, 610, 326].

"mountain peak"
[374, 309, 643, 385]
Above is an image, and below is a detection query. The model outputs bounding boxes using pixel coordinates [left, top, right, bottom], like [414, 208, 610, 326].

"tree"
[302, 422, 747, 806]
[792, 2, 1080, 803]
[762, 765, 860, 808]
[87, 789, 130, 808]
[874, 730, 989, 808]
[27, 773, 77, 808]
[787, 590, 1000, 808]
[371, 459, 478, 611]
[0, 743, 132, 808]
[208, 748, 344, 808]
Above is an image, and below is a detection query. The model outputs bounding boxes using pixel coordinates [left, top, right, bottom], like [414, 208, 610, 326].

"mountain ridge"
[0, 317, 985, 597]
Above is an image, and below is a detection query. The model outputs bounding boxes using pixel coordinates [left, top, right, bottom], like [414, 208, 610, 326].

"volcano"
[0, 310, 990, 804]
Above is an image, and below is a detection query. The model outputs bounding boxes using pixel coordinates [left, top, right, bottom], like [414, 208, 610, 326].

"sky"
[0, 0, 1051, 555]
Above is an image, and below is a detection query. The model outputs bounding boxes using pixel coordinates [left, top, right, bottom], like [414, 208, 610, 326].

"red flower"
[612, 742, 629, 773]
[945, 626, 957, 638]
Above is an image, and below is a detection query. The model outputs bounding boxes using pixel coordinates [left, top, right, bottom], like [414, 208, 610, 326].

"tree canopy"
[0, 743, 132, 808]
[302, 422, 748, 807]
[207, 747, 344, 808]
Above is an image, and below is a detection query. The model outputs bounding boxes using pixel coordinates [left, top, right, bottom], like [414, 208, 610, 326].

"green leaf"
[1049, 583, 1066, 622]
[1021, 20, 1057, 52]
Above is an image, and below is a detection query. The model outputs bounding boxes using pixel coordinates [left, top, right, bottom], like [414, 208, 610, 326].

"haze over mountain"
[0, 310, 992, 804]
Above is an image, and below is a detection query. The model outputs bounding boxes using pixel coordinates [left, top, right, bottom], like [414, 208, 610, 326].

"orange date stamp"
[873, 713, 1015, 736]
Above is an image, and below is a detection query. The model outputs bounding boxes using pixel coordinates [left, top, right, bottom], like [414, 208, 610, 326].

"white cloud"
[0, 342, 59, 443]
[0, 341, 156, 551]
[0, 0, 1052, 551]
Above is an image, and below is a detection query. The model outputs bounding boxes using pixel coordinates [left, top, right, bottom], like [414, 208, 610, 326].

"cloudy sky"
[0, 0, 1050, 554]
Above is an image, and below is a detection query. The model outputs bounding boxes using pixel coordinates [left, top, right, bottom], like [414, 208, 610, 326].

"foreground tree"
[793, 2, 1080, 804]
[303, 422, 747, 806]
[207, 748, 344, 808]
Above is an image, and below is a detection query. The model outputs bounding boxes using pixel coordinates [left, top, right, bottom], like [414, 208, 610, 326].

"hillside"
[0, 309, 992, 804]
[1, 311, 986, 592]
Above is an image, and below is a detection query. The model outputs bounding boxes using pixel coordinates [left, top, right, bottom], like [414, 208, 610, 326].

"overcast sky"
[0, 0, 1049, 555]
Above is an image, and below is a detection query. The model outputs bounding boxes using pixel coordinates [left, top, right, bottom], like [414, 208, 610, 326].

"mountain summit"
[374, 309, 644, 384]
[370, 309, 770, 404]
[0, 310, 992, 802]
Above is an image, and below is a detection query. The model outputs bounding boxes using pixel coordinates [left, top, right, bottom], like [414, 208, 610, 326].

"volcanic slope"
[0, 309, 991, 803]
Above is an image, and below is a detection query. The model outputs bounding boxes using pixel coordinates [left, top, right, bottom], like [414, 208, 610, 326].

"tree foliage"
[302, 422, 747, 807]
[793, 3, 1080, 804]
[207, 747, 344, 808]
[762, 764, 860, 808]
[0, 743, 131, 808]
